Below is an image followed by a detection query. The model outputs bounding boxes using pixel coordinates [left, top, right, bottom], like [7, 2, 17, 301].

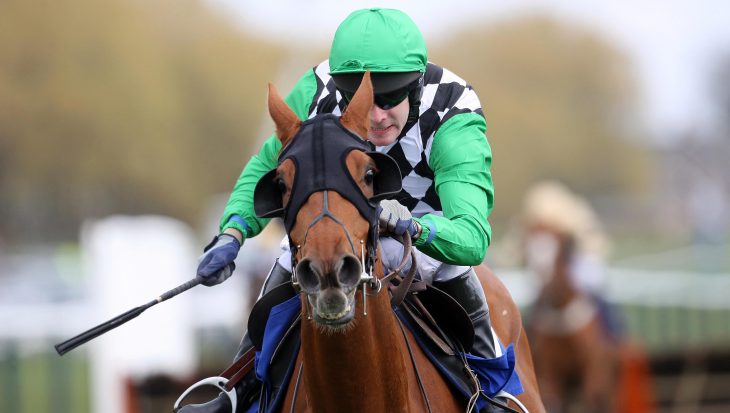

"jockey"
[183, 8, 496, 412]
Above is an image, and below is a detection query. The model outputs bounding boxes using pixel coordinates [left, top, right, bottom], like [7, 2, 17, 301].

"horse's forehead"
[289, 191, 370, 249]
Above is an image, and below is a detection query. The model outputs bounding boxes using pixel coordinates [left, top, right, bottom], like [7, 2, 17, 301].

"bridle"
[253, 114, 416, 313]
[289, 190, 418, 316]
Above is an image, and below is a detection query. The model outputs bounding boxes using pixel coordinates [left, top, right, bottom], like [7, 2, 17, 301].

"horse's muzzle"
[296, 254, 362, 326]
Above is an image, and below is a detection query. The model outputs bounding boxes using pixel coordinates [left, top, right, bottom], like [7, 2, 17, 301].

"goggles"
[339, 76, 422, 110]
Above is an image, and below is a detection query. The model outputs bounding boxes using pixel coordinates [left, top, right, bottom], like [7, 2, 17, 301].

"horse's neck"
[300, 280, 412, 412]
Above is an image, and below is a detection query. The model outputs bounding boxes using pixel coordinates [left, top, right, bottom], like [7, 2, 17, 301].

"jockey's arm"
[219, 69, 319, 239]
[413, 112, 493, 266]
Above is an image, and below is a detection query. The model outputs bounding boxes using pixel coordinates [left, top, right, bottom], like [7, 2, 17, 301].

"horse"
[524, 221, 655, 413]
[254, 72, 545, 413]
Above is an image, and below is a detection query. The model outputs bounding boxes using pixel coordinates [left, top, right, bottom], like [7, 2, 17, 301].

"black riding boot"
[178, 260, 292, 413]
[433, 268, 496, 359]
[435, 269, 513, 412]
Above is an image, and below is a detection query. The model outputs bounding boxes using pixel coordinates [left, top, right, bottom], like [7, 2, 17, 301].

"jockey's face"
[368, 96, 409, 146]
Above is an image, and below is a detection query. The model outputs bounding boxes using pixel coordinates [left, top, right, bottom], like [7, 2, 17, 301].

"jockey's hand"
[378, 199, 421, 239]
[196, 234, 242, 286]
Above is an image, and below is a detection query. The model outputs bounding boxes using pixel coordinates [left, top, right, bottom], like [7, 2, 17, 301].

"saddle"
[395, 281, 522, 410]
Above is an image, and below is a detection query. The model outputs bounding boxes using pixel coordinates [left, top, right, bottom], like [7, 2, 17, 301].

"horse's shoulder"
[475, 264, 522, 345]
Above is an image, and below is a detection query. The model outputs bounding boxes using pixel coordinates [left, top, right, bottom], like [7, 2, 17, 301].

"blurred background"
[0, 0, 728, 412]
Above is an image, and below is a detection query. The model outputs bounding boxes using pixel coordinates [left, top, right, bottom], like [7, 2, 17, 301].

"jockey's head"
[329, 8, 427, 146]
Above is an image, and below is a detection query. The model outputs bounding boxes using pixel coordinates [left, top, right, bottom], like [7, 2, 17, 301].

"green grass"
[0, 344, 90, 413]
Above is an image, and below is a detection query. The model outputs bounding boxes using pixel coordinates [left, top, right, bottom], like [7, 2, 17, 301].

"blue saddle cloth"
[393, 306, 523, 412]
[249, 295, 523, 413]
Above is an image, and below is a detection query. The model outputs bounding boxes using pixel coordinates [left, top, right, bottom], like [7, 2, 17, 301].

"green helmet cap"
[330, 8, 427, 93]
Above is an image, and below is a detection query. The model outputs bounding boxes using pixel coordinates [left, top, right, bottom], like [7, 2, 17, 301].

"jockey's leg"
[435, 269, 516, 413]
[178, 259, 292, 413]
[433, 268, 497, 360]
[379, 237, 497, 359]
[380, 238, 511, 410]
[232, 255, 292, 361]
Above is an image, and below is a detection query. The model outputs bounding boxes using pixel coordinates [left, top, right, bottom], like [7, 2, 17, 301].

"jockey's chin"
[367, 98, 409, 146]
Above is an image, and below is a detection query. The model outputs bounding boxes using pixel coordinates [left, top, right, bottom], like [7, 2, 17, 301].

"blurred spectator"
[515, 181, 622, 412]
[521, 180, 611, 300]
[501, 180, 656, 413]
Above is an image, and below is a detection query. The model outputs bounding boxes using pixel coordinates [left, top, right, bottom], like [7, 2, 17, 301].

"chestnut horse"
[257, 73, 544, 413]
[525, 224, 655, 413]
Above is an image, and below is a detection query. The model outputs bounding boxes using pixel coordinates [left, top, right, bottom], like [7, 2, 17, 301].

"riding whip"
[54, 276, 203, 355]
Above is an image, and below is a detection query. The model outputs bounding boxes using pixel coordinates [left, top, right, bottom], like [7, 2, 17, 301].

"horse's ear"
[340, 71, 373, 140]
[268, 82, 301, 148]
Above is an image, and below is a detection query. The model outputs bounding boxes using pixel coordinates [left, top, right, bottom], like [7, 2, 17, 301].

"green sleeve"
[219, 69, 319, 237]
[413, 112, 494, 266]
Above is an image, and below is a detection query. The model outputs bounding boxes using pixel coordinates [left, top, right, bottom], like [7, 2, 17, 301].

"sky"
[208, 1, 730, 145]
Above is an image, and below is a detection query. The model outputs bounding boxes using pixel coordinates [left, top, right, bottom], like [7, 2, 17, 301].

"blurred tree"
[430, 16, 655, 230]
[0, 0, 284, 244]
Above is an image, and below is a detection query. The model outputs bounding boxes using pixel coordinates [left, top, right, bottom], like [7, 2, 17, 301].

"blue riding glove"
[197, 233, 242, 286]
[377, 199, 421, 239]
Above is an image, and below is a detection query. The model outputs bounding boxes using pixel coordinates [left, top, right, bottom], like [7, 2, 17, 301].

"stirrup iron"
[173, 376, 237, 413]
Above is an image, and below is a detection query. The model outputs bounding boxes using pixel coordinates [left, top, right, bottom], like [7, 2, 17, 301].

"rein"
[381, 232, 418, 306]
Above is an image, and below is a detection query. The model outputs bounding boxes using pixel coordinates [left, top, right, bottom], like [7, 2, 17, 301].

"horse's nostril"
[337, 254, 362, 289]
[296, 258, 321, 293]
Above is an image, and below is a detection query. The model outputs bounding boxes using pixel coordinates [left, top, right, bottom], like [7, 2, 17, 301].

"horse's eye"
[364, 169, 375, 186]
[276, 178, 287, 194]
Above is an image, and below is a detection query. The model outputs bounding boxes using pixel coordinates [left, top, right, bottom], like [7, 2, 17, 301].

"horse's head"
[254, 73, 401, 328]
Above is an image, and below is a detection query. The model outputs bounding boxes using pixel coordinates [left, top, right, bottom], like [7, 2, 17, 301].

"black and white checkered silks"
[271, 62, 483, 285]
[309, 62, 484, 218]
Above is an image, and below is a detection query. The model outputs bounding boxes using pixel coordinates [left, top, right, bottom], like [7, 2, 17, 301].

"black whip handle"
[54, 277, 202, 356]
